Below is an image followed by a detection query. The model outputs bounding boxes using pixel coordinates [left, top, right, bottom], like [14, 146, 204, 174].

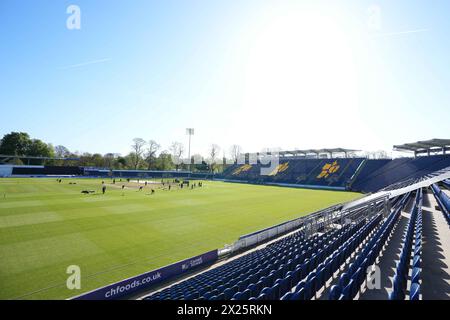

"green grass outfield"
[0, 178, 360, 300]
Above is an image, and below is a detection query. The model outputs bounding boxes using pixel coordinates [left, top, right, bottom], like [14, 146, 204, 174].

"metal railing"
[223, 194, 390, 255]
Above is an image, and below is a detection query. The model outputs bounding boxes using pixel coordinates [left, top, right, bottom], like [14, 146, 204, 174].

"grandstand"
[60, 141, 450, 300]
[3, 0, 450, 308]
[4, 140, 450, 196]
[125, 141, 449, 301]
[2, 140, 450, 301]
[219, 154, 450, 193]
[137, 168, 450, 301]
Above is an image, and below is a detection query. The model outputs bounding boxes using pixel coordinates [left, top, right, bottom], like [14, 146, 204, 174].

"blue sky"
[0, 0, 449, 157]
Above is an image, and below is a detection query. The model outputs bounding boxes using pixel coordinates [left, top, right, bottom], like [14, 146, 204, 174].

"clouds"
[372, 28, 430, 38]
[59, 58, 112, 70]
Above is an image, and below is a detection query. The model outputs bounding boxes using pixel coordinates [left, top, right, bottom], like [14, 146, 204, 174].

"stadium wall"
[0, 165, 13, 177]
[71, 249, 218, 300]
[9, 165, 83, 176]
[215, 179, 346, 191]
[83, 168, 192, 179]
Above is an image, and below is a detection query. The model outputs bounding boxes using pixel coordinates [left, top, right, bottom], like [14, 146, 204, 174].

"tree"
[191, 154, 207, 172]
[154, 152, 174, 171]
[55, 145, 70, 158]
[208, 144, 221, 173]
[375, 150, 389, 159]
[90, 153, 105, 167]
[11, 157, 24, 165]
[130, 138, 146, 170]
[78, 153, 93, 167]
[169, 142, 184, 170]
[26, 139, 54, 165]
[0, 132, 31, 155]
[103, 153, 117, 169]
[26, 139, 53, 157]
[145, 140, 161, 170]
[116, 156, 127, 169]
[0, 132, 57, 165]
[365, 150, 389, 159]
[63, 152, 81, 167]
[229, 144, 243, 164]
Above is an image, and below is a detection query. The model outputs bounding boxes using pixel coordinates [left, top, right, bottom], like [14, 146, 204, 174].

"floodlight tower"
[186, 128, 195, 171]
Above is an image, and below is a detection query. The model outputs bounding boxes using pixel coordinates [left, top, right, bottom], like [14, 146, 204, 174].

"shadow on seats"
[422, 190, 432, 208]
[422, 209, 450, 299]
[359, 214, 409, 300]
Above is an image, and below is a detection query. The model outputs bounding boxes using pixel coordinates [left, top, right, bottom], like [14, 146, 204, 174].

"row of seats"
[430, 183, 450, 225]
[280, 213, 384, 300]
[146, 230, 313, 299]
[351, 155, 450, 193]
[144, 186, 434, 301]
[382, 176, 428, 192]
[425, 168, 450, 180]
[220, 156, 450, 193]
[146, 216, 377, 300]
[351, 159, 408, 191]
[390, 189, 422, 300]
[350, 159, 391, 189]
[220, 158, 366, 188]
[329, 193, 411, 300]
[230, 218, 378, 300]
[215, 223, 364, 300]
[443, 179, 450, 189]
[383, 167, 450, 192]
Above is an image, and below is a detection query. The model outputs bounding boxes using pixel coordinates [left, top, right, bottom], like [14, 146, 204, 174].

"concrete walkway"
[421, 189, 450, 299]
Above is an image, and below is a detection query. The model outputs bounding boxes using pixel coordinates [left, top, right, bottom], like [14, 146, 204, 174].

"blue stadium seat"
[231, 292, 243, 300]
[291, 288, 305, 300]
[329, 285, 341, 300]
[149, 197, 424, 302]
[281, 292, 293, 300]
[410, 283, 420, 300]
[342, 279, 355, 300]
[338, 273, 350, 288]
[411, 268, 421, 285]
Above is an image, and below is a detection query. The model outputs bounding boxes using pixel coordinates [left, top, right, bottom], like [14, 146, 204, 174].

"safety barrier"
[71, 250, 218, 300]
